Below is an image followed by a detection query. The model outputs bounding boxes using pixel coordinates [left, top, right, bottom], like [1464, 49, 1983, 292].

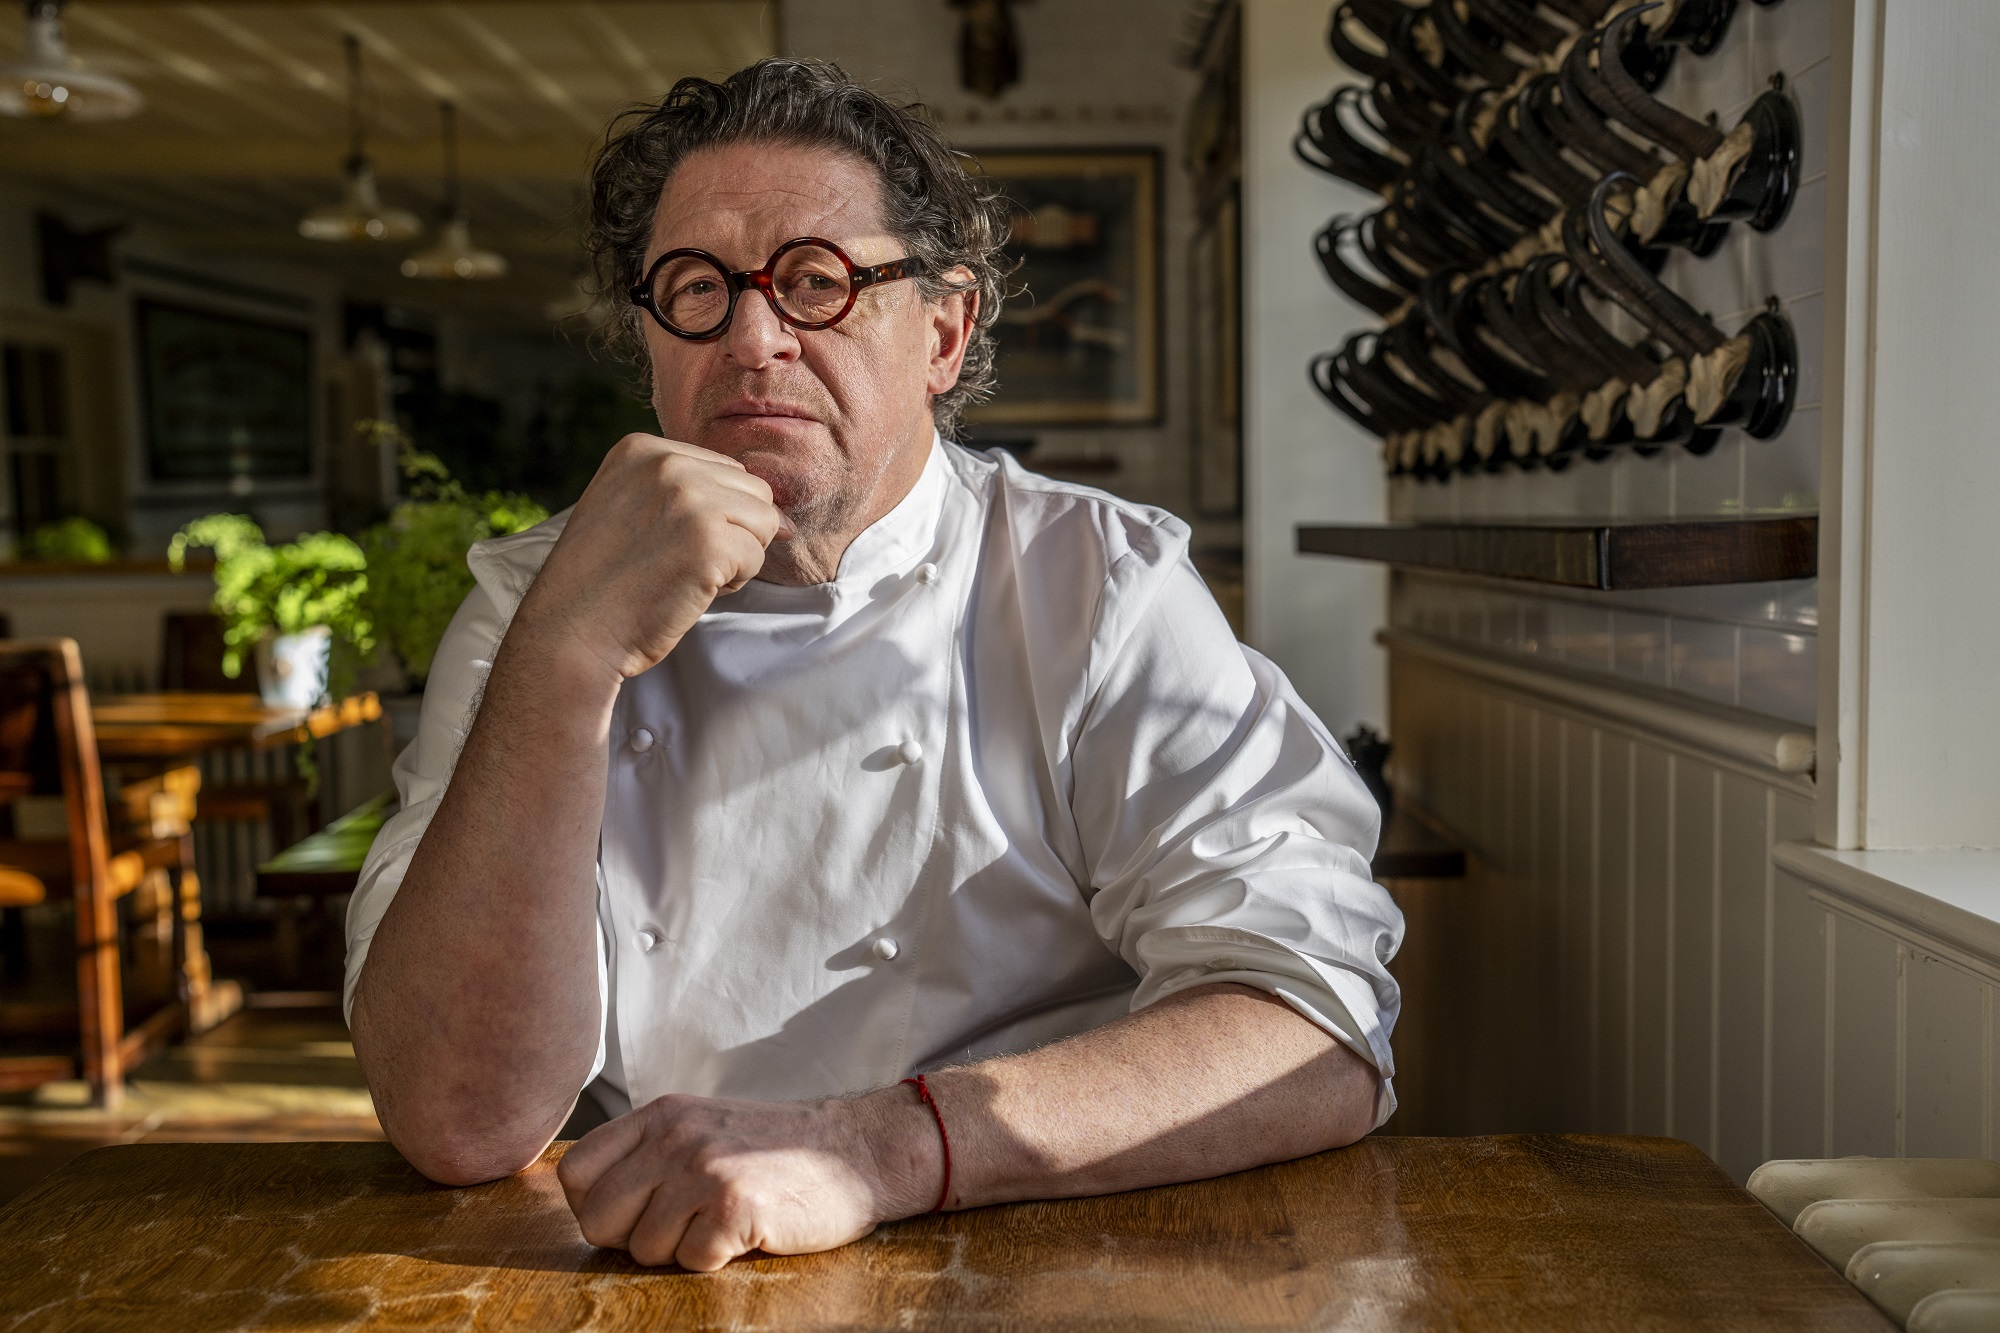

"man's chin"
[705, 412, 829, 451]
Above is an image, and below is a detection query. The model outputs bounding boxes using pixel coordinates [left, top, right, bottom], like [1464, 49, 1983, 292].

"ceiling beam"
[0, 133, 599, 180]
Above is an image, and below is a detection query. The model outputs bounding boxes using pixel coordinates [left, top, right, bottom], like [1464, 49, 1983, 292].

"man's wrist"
[840, 1084, 948, 1222]
[496, 604, 631, 703]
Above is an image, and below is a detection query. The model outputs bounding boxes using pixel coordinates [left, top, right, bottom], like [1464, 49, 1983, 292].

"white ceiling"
[0, 2, 777, 323]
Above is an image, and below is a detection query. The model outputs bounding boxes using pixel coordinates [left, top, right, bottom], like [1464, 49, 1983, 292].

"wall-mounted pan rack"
[1296, 516, 1816, 589]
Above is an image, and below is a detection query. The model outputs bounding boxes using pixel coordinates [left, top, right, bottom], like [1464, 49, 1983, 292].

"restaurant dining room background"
[0, 0, 1252, 1150]
[0, 0, 1996, 1212]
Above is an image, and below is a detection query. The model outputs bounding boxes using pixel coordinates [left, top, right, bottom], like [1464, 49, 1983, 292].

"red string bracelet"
[901, 1074, 952, 1213]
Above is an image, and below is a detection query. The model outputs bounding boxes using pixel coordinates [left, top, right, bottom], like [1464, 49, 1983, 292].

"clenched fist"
[557, 1088, 942, 1271]
[515, 434, 789, 681]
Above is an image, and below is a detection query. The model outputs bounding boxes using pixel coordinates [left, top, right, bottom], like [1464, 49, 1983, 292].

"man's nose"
[720, 289, 800, 368]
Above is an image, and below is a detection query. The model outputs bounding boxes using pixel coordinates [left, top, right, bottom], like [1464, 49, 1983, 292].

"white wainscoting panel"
[1384, 644, 1996, 1182]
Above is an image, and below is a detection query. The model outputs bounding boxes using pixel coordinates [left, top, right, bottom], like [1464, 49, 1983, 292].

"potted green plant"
[168, 515, 373, 709]
[359, 423, 546, 704]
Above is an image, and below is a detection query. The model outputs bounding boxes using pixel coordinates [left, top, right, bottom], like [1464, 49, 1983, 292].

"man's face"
[642, 141, 967, 544]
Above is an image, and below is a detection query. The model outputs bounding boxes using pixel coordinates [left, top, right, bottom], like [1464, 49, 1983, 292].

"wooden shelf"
[1296, 517, 1816, 589]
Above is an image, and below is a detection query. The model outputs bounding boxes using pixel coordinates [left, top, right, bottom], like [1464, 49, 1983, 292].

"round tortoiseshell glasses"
[630, 237, 928, 341]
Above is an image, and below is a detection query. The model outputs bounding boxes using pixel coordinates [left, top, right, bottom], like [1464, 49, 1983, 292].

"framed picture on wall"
[137, 300, 312, 482]
[964, 149, 1161, 428]
[1191, 191, 1241, 517]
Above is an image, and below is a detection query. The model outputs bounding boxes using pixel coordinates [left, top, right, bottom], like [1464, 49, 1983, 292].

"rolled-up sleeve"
[342, 551, 611, 1091]
[1069, 545, 1403, 1126]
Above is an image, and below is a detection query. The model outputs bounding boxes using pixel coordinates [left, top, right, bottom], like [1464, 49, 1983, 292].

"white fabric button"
[637, 929, 661, 953]
[914, 562, 939, 584]
[871, 937, 900, 961]
[896, 739, 924, 766]
[629, 728, 655, 753]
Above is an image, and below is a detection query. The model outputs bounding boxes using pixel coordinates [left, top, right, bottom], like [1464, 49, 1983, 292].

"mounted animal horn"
[1315, 216, 1409, 316]
[1422, 129, 1533, 242]
[1342, 0, 1416, 44]
[1492, 76, 1594, 209]
[1591, 7, 1724, 164]
[1428, 0, 1523, 86]
[1591, 7, 1802, 229]
[1382, 8, 1460, 113]
[1371, 75, 1446, 156]
[1570, 175, 1721, 358]
[1512, 255, 1624, 393]
[1311, 331, 1464, 478]
[1571, 174, 1797, 438]
[1539, 0, 1616, 27]
[1546, 55, 1659, 180]
[1461, 0, 1564, 55]
[1543, 264, 1667, 391]
[1559, 31, 1727, 253]
[1356, 208, 1430, 293]
[1451, 91, 1557, 228]
[1326, 4, 1392, 82]
[1640, 0, 1740, 56]
[1444, 273, 1558, 403]
[1295, 85, 1404, 192]
[1408, 151, 1519, 253]
[1383, 311, 1488, 420]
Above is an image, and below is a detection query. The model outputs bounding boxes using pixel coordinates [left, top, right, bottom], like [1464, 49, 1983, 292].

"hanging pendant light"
[0, 0, 142, 121]
[402, 102, 506, 279]
[300, 34, 421, 244]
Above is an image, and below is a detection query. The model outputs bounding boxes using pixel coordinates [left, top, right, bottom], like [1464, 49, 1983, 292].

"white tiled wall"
[1386, 1, 1829, 525]
[1392, 570, 1819, 726]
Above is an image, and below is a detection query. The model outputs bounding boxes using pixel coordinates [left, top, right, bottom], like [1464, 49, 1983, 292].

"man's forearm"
[351, 625, 622, 1186]
[859, 982, 1380, 1215]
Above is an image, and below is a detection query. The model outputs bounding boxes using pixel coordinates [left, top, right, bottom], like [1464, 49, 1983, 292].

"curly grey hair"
[584, 57, 1012, 440]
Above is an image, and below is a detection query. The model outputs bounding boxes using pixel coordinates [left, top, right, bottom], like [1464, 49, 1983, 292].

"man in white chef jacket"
[346, 57, 1402, 1271]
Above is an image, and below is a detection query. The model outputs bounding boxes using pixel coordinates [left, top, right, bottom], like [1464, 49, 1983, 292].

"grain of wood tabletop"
[0, 1135, 1889, 1331]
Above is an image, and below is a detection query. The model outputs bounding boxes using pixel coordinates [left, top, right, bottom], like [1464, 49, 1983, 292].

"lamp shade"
[401, 214, 506, 280]
[0, 1, 141, 121]
[300, 158, 423, 243]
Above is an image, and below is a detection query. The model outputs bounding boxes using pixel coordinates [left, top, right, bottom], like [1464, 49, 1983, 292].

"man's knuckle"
[629, 1235, 673, 1266]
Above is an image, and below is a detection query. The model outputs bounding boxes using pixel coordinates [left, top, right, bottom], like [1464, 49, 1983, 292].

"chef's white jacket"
[346, 437, 1404, 1125]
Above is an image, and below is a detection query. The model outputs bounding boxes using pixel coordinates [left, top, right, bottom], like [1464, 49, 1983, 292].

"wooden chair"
[0, 639, 217, 1106]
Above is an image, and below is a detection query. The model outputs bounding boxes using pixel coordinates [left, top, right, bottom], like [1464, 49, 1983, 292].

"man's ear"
[925, 269, 979, 397]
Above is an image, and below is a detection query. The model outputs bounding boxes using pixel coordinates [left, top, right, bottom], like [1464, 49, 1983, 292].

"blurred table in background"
[91, 692, 382, 764]
[94, 691, 388, 921]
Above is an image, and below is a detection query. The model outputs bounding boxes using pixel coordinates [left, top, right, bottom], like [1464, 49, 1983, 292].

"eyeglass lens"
[651, 243, 853, 336]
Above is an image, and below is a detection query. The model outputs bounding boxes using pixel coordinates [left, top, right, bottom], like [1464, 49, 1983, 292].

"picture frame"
[964, 149, 1162, 428]
[136, 299, 313, 483]
[1191, 191, 1242, 517]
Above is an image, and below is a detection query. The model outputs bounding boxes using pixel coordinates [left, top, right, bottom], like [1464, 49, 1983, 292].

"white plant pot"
[256, 626, 332, 710]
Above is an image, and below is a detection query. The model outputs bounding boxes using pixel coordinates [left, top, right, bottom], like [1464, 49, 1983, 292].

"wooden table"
[91, 692, 382, 763]
[0, 1135, 1891, 1331]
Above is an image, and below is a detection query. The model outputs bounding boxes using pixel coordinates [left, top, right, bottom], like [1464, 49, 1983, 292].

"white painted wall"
[1239, 0, 1385, 737]
[1389, 644, 2000, 1178]
[1820, 0, 2000, 851]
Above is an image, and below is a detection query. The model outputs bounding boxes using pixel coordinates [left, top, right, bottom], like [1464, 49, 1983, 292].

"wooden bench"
[255, 791, 395, 979]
